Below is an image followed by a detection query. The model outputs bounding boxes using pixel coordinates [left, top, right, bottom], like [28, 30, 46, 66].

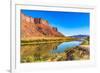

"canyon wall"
[21, 13, 64, 38]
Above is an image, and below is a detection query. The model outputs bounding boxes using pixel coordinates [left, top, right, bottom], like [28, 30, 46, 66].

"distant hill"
[21, 13, 64, 39]
[70, 35, 89, 39]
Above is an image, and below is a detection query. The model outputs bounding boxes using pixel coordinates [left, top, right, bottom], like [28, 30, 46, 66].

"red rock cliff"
[21, 13, 64, 38]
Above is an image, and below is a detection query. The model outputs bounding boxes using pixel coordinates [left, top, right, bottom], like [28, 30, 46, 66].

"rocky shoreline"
[65, 45, 89, 60]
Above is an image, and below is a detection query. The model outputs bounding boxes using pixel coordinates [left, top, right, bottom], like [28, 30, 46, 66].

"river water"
[50, 41, 82, 53]
[21, 41, 82, 62]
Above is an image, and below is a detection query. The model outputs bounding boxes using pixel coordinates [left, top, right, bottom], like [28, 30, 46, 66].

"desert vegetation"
[21, 37, 78, 45]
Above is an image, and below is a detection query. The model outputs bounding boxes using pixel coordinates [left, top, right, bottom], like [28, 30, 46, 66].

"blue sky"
[21, 9, 90, 36]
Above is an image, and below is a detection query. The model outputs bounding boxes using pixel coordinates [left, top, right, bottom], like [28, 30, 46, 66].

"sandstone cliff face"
[21, 13, 64, 38]
[21, 13, 48, 25]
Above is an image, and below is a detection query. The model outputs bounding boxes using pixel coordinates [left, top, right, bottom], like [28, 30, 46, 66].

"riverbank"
[46, 45, 90, 62]
[65, 45, 89, 60]
[21, 37, 78, 45]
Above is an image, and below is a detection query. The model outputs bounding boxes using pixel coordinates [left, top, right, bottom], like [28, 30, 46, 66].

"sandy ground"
[79, 45, 89, 49]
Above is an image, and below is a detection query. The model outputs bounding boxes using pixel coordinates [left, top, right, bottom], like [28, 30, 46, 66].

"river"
[21, 41, 82, 62]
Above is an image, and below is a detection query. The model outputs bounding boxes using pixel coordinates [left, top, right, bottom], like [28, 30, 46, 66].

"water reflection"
[21, 41, 81, 63]
[50, 41, 81, 53]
